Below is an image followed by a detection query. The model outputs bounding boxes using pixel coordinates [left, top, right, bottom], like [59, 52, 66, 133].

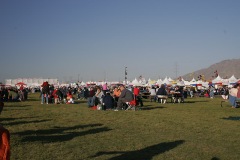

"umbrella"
[15, 82, 27, 86]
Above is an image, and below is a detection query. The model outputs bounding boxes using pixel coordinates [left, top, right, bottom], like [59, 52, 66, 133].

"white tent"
[183, 80, 191, 86]
[212, 75, 223, 84]
[5, 78, 59, 87]
[162, 77, 171, 85]
[228, 75, 238, 84]
[168, 77, 174, 82]
[190, 78, 197, 86]
[131, 78, 142, 86]
[177, 80, 185, 86]
[156, 79, 163, 86]
[147, 78, 156, 86]
[80, 81, 86, 86]
[138, 78, 147, 86]
[202, 82, 210, 88]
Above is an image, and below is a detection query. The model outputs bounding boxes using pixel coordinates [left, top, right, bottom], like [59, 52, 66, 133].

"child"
[66, 91, 74, 104]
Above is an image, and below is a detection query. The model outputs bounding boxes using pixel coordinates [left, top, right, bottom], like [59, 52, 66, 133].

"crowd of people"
[1, 81, 240, 109]
[39, 82, 142, 110]
[0, 86, 28, 102]
[40, 81, 77, 104]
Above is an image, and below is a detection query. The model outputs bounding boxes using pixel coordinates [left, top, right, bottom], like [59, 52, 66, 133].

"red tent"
[15, 82, 26, 86]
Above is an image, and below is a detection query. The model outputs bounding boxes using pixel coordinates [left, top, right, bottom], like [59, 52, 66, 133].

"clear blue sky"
[1, 0, 239, 83]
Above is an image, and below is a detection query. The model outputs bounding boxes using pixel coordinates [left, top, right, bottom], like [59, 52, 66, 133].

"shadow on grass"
[74, 100, 87, 104]
[4, 108, 30, 111]
[183, 100, 210, 103]
[4, 105, 32, 108]
[90, 140, 185, 160]
[0, 116, 41, 122]
[3, 119, 52, 126]
[4, 105, 32, 111]
[222, 116, 240, 121]
[14, 123, 112, 143]
[139, 106, 166, 110]
[0, 118, 17, 121]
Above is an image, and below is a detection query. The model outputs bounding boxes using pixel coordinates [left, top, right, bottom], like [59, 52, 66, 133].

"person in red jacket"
[133, 86, 143, 107]
[66, 91, 74, 104]
[52, 88, 60, 104]
[0, 102, 10, 160]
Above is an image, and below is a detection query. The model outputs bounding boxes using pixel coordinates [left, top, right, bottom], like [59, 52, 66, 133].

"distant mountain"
[182, 59, 240, 81]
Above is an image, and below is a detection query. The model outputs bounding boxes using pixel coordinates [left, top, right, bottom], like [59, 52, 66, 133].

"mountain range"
[182, 58, 240, 81]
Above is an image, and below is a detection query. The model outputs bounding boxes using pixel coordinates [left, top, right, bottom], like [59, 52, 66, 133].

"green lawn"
[1, 93, 240, 160]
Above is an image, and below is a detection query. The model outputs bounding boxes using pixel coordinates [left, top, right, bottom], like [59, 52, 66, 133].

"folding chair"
[125, 96, 137, 111]
[157, 95, 167, 104]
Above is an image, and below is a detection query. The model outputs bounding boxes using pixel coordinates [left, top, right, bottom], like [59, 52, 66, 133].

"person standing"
[87, 87, 95, 107]
[209, 86, 215, 99]
[237, 85, 240, 99]
[52, 88, 60, 104]
[229, 84, 239, 108]
[41, 81, 50, 104]
[133, 86, 143, 107]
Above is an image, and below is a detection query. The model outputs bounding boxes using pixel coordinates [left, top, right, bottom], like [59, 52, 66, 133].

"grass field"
[1, 93, 240, 160]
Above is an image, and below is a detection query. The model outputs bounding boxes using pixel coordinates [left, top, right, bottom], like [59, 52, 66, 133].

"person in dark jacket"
[156, 84, 168, 103]
[83, 87, 89, 99]
[102, 92, 114, 110]
[56, 89, 63, 102]
[41, 81, 50, 104]
[115, 85, 134, 111]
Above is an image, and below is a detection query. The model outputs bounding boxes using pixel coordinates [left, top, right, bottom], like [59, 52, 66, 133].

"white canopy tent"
[162, 77, 171, 85]
[228, 75, 238, 84]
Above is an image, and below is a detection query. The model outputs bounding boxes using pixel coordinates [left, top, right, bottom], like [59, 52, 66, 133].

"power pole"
[125, 67, 127, 85]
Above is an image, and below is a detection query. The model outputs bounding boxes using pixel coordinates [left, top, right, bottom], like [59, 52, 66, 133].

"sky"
[1, 0, 240, 83]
